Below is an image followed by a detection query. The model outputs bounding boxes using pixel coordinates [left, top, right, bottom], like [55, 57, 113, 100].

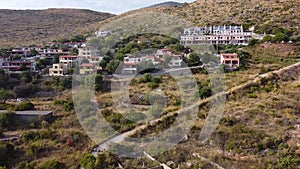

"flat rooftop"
[0, 110, 52, 116]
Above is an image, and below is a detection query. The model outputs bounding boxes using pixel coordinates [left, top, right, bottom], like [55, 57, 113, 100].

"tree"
[262, 35, 273, 42]
[164, 55, 171, 67]
[0, 111, 15, 128]
[0, 127, 3, 138]
[188, 52, 201, 66]
[13, 84, 34, 98]
[40, 160, 65, 169]
[100, 59, 108, 70]
[37, 59, 51, 70]
[0, 49, 9, 57]
[95, 74, 103, 91]
[248, 38, 260, 46]
[138, 60, 154, 72]
[59, 77, 72, 90]
[54, 55, 60, 64]
[0, 89, 14, 103]
[0, 142, 15, 166]
[273, 33, 288, 42]
[114, 53, 125, 61]
[199, 87, 212, 99]
[0, 72, 8, 89]
[20, 72, 33, 83]
[20, 63, 28, 71]
[15, 101, 35, 111]
[80, 154, 96, 169]
[72, 48, 79, 55]
[107, 59, 120, 74]
[28, 49, 39, 57]
[289, 35, 300, 43]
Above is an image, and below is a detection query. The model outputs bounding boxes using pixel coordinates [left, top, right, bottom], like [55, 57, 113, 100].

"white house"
[168, 54, 183, 67]
[180, 25, 258, 46]
[95, 30, 111, 37]
[121, 48, 183, 74]
[59, 55, 78, 65]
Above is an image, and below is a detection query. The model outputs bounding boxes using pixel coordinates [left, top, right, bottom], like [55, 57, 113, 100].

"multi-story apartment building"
[2, 59, 37, 72]
[59, 55, 78, 65]
[49, 63, 69, 76]
[180, 25, 255, 46]
[78, 46, 101, 60]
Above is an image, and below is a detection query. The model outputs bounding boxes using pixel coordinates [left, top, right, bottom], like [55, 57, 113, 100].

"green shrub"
[248, 38, 260, 46]
[151, 77, 161, 84]
[273, 33, 289, 43]
[0, 142, 15, 166]
[21, 130, 54, 142]
[289, 35, 300, 43]
[17, 161, 35, 169]
[199, 87, 212, 99]
[247, 93, 258, 98]
[138, 73, 152, 83]
[40, 160, 65, 169]
[53, 99, 65, 106]
[15, 101, 34, 111]
[148, 82, 159, 89]
[277, 155, 299, 169]
[80, 154, 96, 169]
[0, 111, 15, 128]
[0, 127, 3, 138]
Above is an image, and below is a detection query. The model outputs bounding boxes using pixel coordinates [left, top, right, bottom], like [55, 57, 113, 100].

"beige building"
[78, 46, 101, 59]
[79, 63, 97, 75]
[49, 63, 69, 76]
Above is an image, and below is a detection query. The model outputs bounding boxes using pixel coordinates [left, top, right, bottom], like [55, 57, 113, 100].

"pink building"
[220, 53, 240, 68]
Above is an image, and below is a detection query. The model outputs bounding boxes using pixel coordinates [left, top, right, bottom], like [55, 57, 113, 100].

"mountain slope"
[163, 0, 299, 33]
[146, 1, 185, 8]
[90, 0, 299, 35]
[0, 8, 114, 47]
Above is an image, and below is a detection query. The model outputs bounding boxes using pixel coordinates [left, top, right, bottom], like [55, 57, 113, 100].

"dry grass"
[0, 9, 114, 47]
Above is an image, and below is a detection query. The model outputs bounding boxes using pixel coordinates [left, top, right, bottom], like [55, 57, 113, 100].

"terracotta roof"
[145, 55, 155, 59]
[123, 62, 139, 66]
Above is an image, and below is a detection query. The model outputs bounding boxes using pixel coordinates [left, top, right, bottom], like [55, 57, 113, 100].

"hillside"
[1, 0, 299, 47]
[89, 0, 299, 35]
[164, 0, 300, 34]
[146, 1, 186, 8]
[0, 8, 114, 47]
